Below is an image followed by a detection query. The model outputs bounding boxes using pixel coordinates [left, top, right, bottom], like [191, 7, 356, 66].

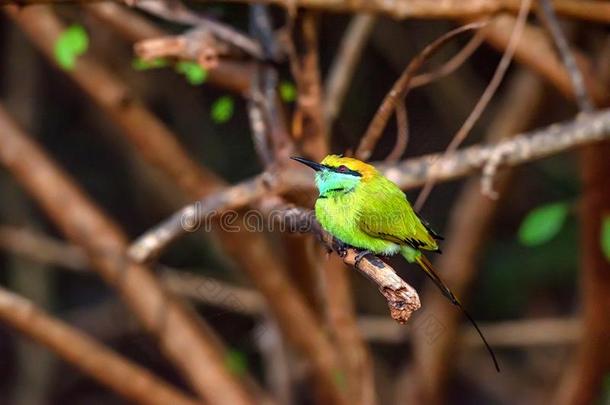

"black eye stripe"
[328, 165, 362, 177]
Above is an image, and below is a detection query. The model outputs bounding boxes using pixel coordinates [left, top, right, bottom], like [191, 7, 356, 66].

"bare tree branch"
[0, 225, 585, 349]
[131, 108, 610, 261]
[87, 3, 255, 94]
[0, 286, 202, 405]
[356, 21, 487, 161]
[398, 70, 545, 404]
[537, 0, 594, 112]
[6, 0, 610, 23]
[414, 0, 530, 209]
[7, 8, 349, 403]
[0, 104, 257, 405]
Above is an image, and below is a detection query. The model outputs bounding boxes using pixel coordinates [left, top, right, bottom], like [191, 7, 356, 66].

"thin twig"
[356, 21, 487, 161]
[398, 70, 546, 404]
[87, 3, 255, 94]
[410, 29, 486, 88]
[134, 27, 225, 69]
[537, 0, 594, 112]
[324, 14, 377, 126]
[385, 100, 409, 162]
[414, 0, 532, 210]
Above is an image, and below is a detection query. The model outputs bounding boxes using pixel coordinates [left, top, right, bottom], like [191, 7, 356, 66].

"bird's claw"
[332, 238, 349, 258]
[354, 250, 373, 267]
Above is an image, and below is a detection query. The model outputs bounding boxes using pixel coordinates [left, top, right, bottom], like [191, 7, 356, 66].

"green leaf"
[224, 349, 247, 376]
[132, 57, 169, 71]
[211, 96, 234, 124]
[601, 215, 610, 263]
[518, 202, 570, 246]
[175, 61, 208, 85]
[279, 81, 297, 103]
[54, 25, 89, 70]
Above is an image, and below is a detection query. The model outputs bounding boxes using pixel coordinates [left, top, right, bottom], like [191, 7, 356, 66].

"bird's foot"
[332, 237, 350, 258]
[354, 249, 373, 267]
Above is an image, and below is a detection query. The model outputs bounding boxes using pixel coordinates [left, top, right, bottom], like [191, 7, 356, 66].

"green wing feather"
[356, 177, 438, 251]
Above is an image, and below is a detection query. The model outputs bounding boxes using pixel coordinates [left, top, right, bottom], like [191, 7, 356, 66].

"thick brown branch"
[0, 287, 201, 405]
[8, 0, 610, 23]
[555, 144, 610, 404]
[0, 227, 585, 349]
[0, 105, 255, 405]
[217, 0, 610, 23]
[477, 13, 605, 104]
[7, 6, 347, 402]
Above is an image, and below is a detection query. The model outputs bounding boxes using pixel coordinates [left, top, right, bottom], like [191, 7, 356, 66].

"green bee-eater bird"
[292, 154, 499, 372]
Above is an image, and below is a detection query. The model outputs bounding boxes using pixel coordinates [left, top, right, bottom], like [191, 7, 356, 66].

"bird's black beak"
[291, 156, 325, 172]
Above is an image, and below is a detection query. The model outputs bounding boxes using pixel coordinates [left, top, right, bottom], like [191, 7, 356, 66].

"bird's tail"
[410, 252, 500, 372]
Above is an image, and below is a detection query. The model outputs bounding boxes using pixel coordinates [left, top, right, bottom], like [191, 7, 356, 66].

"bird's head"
[291, 154, 377, 196]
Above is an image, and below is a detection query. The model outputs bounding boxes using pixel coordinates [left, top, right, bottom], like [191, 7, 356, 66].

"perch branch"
[0, 287, 201, 405]
[274, 207, 421, 323]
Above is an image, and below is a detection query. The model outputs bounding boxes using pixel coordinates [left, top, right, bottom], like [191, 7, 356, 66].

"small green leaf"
[55, 46, 77, 71]
[518, 202, 570, 246]
[279, 81, 297, 103]
[175, 61, 208, 85]
[54, 25, 89, 70]
[211, 96, 234, 124]
[132, 57, 169, 71]
[601, 215, 610, 263]
[224, 349, 247, 376]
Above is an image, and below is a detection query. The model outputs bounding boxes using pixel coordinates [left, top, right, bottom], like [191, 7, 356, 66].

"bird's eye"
[337, 165, 348, 173]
